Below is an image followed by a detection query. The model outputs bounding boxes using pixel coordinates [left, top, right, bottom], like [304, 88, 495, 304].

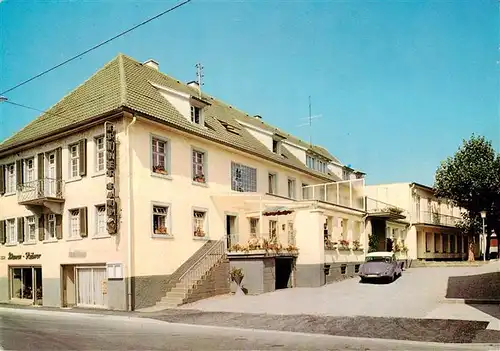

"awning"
[262, 206, 294, 216]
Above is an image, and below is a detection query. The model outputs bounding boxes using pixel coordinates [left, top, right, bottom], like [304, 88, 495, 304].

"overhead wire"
[0, 0, 193, 96]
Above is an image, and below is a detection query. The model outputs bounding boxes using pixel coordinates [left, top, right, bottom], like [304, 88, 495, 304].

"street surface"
[0, 307, 496, 351]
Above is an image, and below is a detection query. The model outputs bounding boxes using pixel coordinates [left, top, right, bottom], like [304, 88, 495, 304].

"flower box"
[153, 165, 168, 175]
[193, 174, 206, 183]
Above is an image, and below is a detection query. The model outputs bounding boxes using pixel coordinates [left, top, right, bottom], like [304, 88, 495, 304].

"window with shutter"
[79, 139, 87, 176]
[17, 217, 24, 243]
[0, 164, 5, 195]
[0, 220, 5, 244]
[55, 214, 63, 240]
[69, 209, 80, 239]
[80, 207, 88, 237]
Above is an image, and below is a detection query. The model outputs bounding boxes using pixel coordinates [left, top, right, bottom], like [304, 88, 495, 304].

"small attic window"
[272, 139, 280, 154]
[191, 106, 202, 125]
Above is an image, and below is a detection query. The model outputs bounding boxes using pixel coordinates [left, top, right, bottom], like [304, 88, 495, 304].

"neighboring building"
[0, 54, 367, 310]
[365, 182, 477, 261]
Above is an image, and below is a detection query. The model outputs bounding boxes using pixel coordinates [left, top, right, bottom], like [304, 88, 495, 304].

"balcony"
[17, 178, 65, 206]
[365, 197, 407, 220]
[301, 179, 365, 211]
[415, 211, 461, 227]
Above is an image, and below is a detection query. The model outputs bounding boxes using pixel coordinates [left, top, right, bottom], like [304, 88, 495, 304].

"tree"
[434, 134, 500, 259]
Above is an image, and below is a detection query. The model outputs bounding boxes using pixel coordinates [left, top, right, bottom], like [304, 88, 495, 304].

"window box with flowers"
[193, 174, 206, 183]
[339, 239, 350, 250]
[193, 210, 208, 239]
[153, 165, 168, 175]
[352, 240, 363, 251]
[324, 239, 338, 250]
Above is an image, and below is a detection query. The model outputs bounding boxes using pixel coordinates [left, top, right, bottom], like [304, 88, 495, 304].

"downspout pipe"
[126, 115, 137, 311]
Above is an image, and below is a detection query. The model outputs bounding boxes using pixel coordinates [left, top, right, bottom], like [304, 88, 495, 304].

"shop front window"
[10, 267, 42, 304]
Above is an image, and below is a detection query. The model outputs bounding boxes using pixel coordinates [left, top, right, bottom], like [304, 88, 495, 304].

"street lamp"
[480, 211, 487, 261]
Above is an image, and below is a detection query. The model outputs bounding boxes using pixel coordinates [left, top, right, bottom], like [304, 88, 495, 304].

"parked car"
[358, 251, 403, 283]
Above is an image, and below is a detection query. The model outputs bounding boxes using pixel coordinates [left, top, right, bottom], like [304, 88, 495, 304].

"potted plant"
[324, 239, 338, 250]
[352, 240, 362, 251]
[230, 267, 244, 294]
[194, 227, 205, 237]
[153, 165, 168, 175]
[155, 226, 168, 235]
[193, 174, 206, 183]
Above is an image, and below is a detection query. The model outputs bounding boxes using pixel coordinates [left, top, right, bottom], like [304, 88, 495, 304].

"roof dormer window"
[272, 139, 280, 154]
[191, 105, 202, 125]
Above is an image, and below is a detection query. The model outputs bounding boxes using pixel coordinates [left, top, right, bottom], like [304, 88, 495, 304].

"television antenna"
[297, 96, 322, 146]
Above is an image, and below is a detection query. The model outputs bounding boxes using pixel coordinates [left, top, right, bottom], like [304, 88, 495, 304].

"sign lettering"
[105, 122, 118, 235]
[7, 252, 42, 260]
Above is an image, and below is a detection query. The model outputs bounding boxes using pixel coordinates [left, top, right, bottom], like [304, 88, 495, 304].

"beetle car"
[358, 251, 403, 283]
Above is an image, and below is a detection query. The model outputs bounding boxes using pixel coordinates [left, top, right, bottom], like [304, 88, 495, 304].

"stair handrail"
[177, 235, 226, 283]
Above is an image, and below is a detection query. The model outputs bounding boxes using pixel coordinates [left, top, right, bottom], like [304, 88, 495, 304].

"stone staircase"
[154, 238, 228, 309]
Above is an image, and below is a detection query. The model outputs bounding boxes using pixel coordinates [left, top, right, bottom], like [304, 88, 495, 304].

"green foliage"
[434, 134, 500, 257]
[368, 233, 378, 253]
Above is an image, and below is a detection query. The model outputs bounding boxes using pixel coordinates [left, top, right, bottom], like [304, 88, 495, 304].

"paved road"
[181, 266, 498, 320]
[0, 307, 495, 351]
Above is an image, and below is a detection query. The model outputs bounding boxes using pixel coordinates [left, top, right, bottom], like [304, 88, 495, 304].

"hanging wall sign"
[105, 122, 117, 235]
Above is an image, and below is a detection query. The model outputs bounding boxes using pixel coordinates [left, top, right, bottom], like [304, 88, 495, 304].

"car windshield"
[365, 256, 392, 263]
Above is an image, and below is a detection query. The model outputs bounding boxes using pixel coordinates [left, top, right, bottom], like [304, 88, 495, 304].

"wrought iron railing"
[416, 211, 461, 227]
[17, 178, 65, 203]
[177, 237, 226, 291]
[301, 179, 365, 210]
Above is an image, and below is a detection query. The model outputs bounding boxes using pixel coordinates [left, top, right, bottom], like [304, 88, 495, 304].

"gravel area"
[446, 272, 500, 300]
[145, 309, 499, 344]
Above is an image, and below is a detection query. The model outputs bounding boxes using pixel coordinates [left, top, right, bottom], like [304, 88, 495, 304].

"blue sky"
[0, 0, 498, 185]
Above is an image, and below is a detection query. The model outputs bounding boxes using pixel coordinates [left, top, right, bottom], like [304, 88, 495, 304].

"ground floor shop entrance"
[62, 265, 107, 308]
[10, 266, 42, 305]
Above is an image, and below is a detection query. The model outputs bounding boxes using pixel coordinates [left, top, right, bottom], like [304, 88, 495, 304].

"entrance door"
[46, 152, 56, 196]
[76, 267, 107, 308]
[226, 215, 237, 249]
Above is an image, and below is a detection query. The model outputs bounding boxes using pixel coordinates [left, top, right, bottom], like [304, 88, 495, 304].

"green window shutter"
[55, 214, 63, 240]
[38, 216, 45, 241]
[0, 164, 5, 195]
[37, 153, 44, 179]
[80, 207, 88, 237]
[15, 160, 23, 190]
[17, 217, 24, 243]
[0, 220, 5, 244]
[79, 139, 87, 177]
[56, 147, 62, 195]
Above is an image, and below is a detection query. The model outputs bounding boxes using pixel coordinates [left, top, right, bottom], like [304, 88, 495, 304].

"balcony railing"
[302, 179, 365, 211]
[17, 178, 65, 204]
[365, 197, 407, 217]
[416, 211, 461, 227]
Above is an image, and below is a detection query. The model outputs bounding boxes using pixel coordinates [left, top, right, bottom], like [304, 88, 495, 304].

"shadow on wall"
[445, 272, 500, 301]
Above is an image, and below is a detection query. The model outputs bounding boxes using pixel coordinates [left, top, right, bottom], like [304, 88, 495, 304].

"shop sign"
[105, 122, 118, 235]
[6, 252, 41, 260]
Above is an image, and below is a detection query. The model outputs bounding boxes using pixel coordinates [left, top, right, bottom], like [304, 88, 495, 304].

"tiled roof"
[0, 54, 345, 181]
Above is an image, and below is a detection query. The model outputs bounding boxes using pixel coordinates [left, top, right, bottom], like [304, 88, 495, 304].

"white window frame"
[151, 136, 170, 176]
[25, 216, 37, 243]
[5, 163, 15, 194]
[69, 144, 80, 179]
[152, 203, 172, 238]
[95, 135, 105, 173]
[306, 155, 314, 169]
[249, 217, 259, 236]
[287, 178, 296, 199]
[231, 162, 257, 192]
[268, 172, 277, 195]
[269, 220, 277, 241]
[190, 105, 203, 125]
[69, 209, 80, 239]
[24, 158, 35, 183]
[46, 214, 56, 240]
[193, 208, 208, 239]
[192, 148, 207, 183]
[6, 218, 16, 245]
[95, 204, 107, 236]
